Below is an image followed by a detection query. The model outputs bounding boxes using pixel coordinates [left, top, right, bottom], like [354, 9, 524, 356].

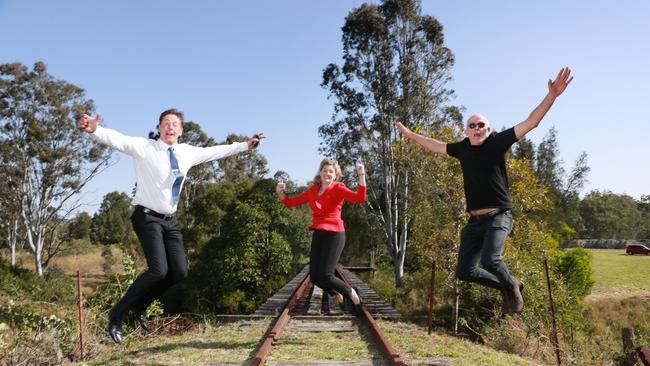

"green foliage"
[0, 260, 77, 363]
[67, 211, 93, 241]
[553, 248, 594, 300]
[0, 299, 69, 338]
[0, 261, 76, 304]
[91, 191, 134, 245]
[90, 250, 163, 319]
[579, 190, 644, 239]
[185, 178, 304, 314]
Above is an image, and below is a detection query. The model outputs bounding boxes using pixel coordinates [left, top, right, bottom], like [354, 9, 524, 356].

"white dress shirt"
[92, 125, 248, 215]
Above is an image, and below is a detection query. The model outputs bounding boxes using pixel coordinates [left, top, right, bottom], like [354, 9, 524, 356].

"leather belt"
[136, 205, 174, 220]
[470, 208, 509, 220]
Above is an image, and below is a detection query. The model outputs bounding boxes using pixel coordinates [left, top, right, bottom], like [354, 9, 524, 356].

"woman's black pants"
[309, 229, 351, 298]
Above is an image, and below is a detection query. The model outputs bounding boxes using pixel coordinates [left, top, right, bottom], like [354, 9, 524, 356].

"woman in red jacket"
[276, 158, 366, 311]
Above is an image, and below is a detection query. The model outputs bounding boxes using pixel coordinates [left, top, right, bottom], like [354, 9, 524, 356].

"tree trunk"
[453, 279, 460, 335]
[35, 244, 43, 276]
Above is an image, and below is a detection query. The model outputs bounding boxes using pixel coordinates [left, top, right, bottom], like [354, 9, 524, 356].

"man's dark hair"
[158, 108, 184, 125]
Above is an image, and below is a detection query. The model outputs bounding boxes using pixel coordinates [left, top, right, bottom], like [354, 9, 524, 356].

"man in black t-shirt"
[396, 67, 573, 314]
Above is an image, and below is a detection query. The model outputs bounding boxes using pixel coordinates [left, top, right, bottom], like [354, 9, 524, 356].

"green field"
[587, 248, 650, 294]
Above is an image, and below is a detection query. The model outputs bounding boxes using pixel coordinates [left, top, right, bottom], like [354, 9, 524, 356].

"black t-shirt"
[446, 127, 518, 212]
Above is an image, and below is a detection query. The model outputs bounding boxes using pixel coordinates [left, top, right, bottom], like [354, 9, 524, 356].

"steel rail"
[251, 271, 312, 366]
[335, 267, 406, 366]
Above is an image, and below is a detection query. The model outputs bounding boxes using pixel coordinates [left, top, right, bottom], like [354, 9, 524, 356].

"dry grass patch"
[377, 320, 541, 366]
[73, 318, 272, 365]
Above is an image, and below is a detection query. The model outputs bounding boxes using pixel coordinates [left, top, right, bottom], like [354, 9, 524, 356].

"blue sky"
[1, 0, 648, 212]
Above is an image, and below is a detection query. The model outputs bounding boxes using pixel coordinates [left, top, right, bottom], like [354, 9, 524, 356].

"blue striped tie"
[168, 147, 184, 205]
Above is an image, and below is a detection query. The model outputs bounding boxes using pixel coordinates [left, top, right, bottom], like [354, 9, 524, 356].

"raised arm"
[396, 122, 447, 155]
[514, 67, 573, 140]
[79, 113, 147, 156]
[338, 163, 367, 203]
[191, 132, 266, 165]
[276, 183, 310, 208]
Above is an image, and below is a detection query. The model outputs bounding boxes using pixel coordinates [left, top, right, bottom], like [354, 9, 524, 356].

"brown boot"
[502, 280, 524, 314]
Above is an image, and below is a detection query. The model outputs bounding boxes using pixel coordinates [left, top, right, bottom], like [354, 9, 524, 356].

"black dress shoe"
[108, 322, 123, 344]
[136, 313, 151, 332]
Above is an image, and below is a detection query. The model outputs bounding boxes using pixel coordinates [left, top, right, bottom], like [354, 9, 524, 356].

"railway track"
[251, 265, 404, 366]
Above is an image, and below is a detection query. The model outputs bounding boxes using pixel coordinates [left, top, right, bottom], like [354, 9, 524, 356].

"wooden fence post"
[622, 327, 636, 366]
[427, 260, 436, 335]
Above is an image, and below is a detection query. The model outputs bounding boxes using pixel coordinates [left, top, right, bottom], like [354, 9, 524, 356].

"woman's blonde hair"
[313, 158, 342, 185]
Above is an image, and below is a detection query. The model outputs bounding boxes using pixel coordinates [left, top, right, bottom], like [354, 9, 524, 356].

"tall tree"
[320, 0, 456, 285]
[580, 191, 643, 239]
[638, 195, 650, 239]
[535, 127, 564, 192]
[218, 133, 269, 182]
[0, 149, 23, 268]
[0, 61, 111, 275]
[530, 127, 590, 241]
[66, 211, 92, 241]
[91, 191, 133, 245]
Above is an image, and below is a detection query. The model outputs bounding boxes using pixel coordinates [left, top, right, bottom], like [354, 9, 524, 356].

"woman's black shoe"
[350, 286, 364, 316]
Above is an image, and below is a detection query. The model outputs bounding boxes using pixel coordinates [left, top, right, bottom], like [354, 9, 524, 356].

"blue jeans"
[455, 210, 516, 290]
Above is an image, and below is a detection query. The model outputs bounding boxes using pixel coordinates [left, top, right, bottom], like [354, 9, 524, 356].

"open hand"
[548, 67, 573, 98]
[79, 113, 101, 133]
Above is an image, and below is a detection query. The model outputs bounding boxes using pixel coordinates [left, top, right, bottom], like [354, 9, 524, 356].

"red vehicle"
[626, 243, 650, 255]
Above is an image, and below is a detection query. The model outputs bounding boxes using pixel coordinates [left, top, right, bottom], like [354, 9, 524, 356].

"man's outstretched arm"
[396, 122, 448, 155]
[514, 67, 573, 140]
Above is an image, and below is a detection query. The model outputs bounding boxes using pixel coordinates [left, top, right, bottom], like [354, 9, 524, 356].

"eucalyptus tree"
[319, 0, 457, 285]
[0, 61, 111, 275]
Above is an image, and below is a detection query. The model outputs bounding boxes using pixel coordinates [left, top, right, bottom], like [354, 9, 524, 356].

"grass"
[67, 317, 542, 366]
[267, 319, 381, 362]
[11, 246, 124, 294]
[73, 319, 271, 365]
[586, 248, 650, 294]
[378, 321, 539, 366]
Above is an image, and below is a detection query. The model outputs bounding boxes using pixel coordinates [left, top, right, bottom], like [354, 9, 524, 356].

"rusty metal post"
[427, 260, 436, 335]
[637, 346, 650, 366]
[76, 270, 84, 360]
[544, 259, 561, 365]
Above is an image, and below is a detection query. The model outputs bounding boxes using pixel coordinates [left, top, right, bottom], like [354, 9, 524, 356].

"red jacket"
[282, 182, 367, 232]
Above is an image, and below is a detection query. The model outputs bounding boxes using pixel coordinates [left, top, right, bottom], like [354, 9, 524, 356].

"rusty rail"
[335, 267, 405, 366]
[251, 266, 405, 365]
[251, 271, 312, 366]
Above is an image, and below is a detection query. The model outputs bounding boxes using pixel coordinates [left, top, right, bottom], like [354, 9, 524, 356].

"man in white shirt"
[79, 108, 265, 343]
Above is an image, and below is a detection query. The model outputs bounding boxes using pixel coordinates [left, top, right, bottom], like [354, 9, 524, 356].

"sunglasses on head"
[468, 122, 486, 129]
